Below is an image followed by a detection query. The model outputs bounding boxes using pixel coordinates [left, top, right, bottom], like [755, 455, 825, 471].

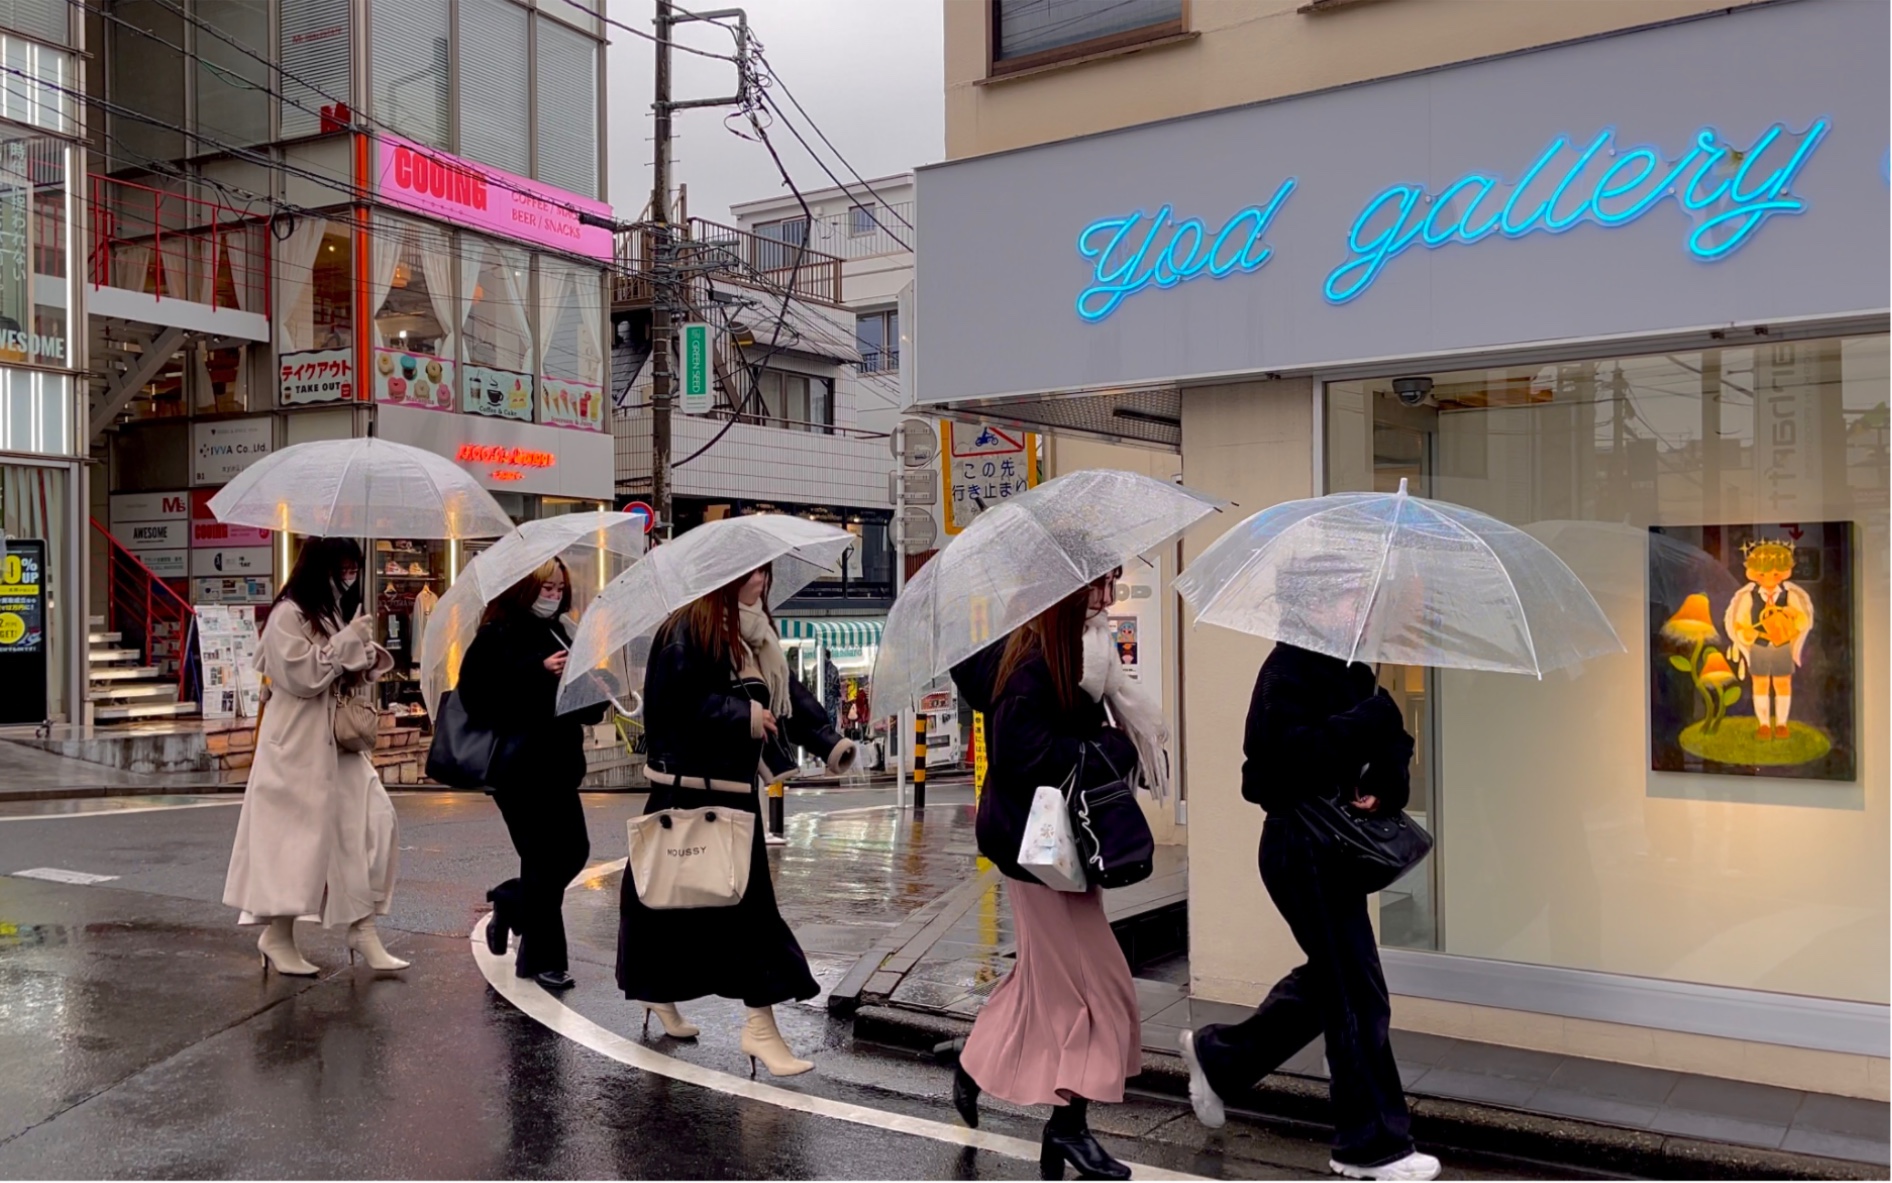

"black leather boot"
[1039, 1098, 1130, 1180]
[952, 1063, 981, 1128]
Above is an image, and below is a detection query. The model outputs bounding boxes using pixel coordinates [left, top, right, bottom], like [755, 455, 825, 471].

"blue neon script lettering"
[1323, 119, 1831, 304]
[1075, 180, 1298, 321]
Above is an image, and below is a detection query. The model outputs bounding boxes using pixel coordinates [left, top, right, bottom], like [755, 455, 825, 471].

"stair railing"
[89, 518, 199, 705]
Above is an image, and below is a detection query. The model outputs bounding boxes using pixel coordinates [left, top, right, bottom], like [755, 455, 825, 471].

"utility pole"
[647, 5, 750, 540]
[648, 0, 676, 539]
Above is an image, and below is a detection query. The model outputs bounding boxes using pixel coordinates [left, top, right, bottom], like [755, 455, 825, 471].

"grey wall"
[914, 0, 1889, 405]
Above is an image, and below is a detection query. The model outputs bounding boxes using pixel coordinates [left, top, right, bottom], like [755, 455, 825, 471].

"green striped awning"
[777, 617, 885, 652]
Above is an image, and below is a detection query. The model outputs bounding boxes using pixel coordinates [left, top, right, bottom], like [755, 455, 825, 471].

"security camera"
[1392, 376, 1434, 406]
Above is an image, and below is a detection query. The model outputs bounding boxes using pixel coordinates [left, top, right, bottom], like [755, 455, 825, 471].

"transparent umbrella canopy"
[555, 514, 857, 715]
[870, 469, 1222, 717]
[420, 512, 649, 718]
[205, 437, 514, 539]
[1175, 480, 1622, 677]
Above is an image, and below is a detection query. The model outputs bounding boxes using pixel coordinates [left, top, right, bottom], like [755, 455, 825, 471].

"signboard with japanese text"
[941, 422, 1039, 535]
[190, 489, 271, 549]
[278, 347, 355, 405]
[0, 541, 47, 723]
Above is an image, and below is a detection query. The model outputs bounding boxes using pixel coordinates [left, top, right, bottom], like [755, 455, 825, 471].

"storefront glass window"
[0, 463, 68, 722]
[276, 219, 353, 405]
[369, 213, 456, 410]
[461, 236, 534, 420]
[1325, 335, 1890, 1003]
[537, 257, 604, 430]
[0, 132, 65, 371]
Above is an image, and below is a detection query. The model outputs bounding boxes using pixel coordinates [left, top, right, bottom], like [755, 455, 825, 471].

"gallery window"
[1324, 335, 1889, 1003]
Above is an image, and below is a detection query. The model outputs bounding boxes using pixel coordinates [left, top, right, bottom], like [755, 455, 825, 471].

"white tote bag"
[1017, 783, 1088, 892]
[627, 805, 755, 909]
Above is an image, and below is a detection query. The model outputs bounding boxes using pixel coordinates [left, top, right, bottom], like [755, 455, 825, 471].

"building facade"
[917, 0, 1888, 1099]
[85, 0, 612, 720]
[0, 1, 87, 728]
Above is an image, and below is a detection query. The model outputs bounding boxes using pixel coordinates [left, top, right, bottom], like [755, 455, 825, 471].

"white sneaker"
[1177, 1029, 1226, 1129]
[1329, 1151, 1442, 1181]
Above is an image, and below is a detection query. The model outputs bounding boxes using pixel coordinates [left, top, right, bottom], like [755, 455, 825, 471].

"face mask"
[340, 574, 358, 590]
[533, 597, 561, 619]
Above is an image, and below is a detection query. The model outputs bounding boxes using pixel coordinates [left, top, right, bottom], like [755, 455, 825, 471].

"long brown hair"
[662, 565, 771, 667]
[992, 581, 1095, 714]
[483, 558, 571, 626]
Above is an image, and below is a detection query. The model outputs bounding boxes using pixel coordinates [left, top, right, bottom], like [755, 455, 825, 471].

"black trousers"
[1194, 816, 1414, 1167]
[490, 784, 590, 976]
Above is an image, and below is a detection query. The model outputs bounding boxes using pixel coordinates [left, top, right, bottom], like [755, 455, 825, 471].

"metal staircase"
[88, 520, 202, 725]
[87, 614, 199, 723]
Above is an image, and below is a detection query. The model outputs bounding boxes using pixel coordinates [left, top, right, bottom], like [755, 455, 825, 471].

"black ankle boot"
[1039, 1098, 1130, 1181]
[484, 890, 509, 956]
[952, 1064, 981, 1128]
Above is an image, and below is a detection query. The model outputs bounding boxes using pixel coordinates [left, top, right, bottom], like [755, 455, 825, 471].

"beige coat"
[223, 603, 399, 927]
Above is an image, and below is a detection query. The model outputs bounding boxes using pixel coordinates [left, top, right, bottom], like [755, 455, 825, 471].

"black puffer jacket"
[952, 638, 1139, 882]
[458, 615, 608, 792]
[641, 618, 844, 790]
[1241, 643, 1413, 816]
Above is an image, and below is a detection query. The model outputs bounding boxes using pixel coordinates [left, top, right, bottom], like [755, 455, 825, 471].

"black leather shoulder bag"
[1292, 762, 1433, 894]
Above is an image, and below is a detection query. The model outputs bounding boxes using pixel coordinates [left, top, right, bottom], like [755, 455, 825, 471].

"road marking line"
[11, 867, 120, 884]
[0, 799, 241, 823]
[473, 892, 1201, 1179]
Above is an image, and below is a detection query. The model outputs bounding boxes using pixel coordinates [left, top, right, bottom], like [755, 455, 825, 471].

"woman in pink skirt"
[949, 574, 1143, 1180]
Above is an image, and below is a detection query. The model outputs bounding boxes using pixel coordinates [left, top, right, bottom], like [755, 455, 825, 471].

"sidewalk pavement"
[831, 832, 1887, 1180]
[0, 737, 228, 802]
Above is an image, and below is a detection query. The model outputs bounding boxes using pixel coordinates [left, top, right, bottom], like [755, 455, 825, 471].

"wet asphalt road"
[0, 787, 1587, 1180]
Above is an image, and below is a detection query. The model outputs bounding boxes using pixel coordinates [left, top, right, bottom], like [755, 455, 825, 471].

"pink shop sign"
[374, 134, 613, 262]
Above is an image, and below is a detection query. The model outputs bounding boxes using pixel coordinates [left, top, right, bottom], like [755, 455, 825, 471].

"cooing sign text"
[1074, 120, 1831, 321]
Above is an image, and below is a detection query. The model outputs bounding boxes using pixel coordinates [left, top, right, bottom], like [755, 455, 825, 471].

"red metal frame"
[89, 518, 199, 702]
[87, 174, 272, 318]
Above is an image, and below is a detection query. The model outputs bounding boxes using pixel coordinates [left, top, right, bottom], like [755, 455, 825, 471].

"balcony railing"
[805, 200, 913, 261]
[613, 217, 845, 308]
[88, 174, 271, 317]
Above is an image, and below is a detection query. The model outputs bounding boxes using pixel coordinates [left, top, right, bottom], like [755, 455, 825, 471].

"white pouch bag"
[627, 805, 755, 909]
[1017, 782, 1087, 892]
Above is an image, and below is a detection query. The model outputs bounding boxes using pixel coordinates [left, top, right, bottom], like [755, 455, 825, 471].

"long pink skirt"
[960, 879, 1142, 1106]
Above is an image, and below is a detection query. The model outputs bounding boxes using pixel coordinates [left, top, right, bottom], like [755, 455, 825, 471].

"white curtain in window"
[456, 236, 482, 367]
[417, 226, 457, 361]
[114, 242, 150, 296]
[574, 270, 602, 386]
[368, 216, 403, 347]
[156, 232, 189, 301]
[275, 217, 327, 352]
[494, 250, 531, 371]
[537, 263, 568, 375]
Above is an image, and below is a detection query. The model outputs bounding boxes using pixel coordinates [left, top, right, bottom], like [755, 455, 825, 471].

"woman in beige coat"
[224, 538, 406, 974]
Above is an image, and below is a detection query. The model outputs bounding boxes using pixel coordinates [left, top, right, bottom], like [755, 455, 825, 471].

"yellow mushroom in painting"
[1698, 650, 1736, 688]
[1661, 593, 1721, 646]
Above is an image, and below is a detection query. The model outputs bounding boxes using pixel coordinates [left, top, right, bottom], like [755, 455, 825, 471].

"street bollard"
[913, 713, 927, 811]
[766, 780, 786, 845]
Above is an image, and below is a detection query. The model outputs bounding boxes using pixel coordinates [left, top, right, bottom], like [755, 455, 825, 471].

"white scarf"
[738, 600, 792, 720]
[1079, 617, 1172, 802]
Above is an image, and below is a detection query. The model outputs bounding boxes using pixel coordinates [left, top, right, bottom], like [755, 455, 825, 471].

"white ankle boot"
[345, 918, 410, 972]
[741, 1006, 813, 1077]
[641, 1001, 700, 1039]
[258, 917, 319, 976]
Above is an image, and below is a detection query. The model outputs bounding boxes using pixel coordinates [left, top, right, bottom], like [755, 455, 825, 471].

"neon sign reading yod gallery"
[1072, 120, 1830, 318]
[1075, 179, 1297, 322]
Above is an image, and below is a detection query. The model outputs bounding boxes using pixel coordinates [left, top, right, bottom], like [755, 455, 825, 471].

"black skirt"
[614, 781, 819, 1009]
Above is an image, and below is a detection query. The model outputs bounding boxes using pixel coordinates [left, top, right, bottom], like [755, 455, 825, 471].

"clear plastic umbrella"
[555, 514, 857, 714]
[870, 469, 1222, 717]
[206, 437, 514, 539]
[419, 512, 649, 718]
[1174, 479, 1621, 676]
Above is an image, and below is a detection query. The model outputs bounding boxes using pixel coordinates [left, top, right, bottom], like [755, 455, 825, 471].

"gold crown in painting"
[1741, 537, 1797, 570]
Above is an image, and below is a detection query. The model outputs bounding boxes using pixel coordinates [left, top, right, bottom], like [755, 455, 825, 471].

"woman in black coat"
[616, 563, 855, 1075]
[946, 574, 1143, 1181]
[458, 558, 606, 992]
[1178, 641, 1441, 1183]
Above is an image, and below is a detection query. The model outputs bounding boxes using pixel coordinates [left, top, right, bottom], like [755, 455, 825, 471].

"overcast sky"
[605, 0, 946, 224]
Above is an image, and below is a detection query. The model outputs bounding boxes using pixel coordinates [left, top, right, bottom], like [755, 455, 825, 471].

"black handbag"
[426, 690, 500, 789]
[1066, 742, 1155, 890]
[1292, 763, 1433, 893]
